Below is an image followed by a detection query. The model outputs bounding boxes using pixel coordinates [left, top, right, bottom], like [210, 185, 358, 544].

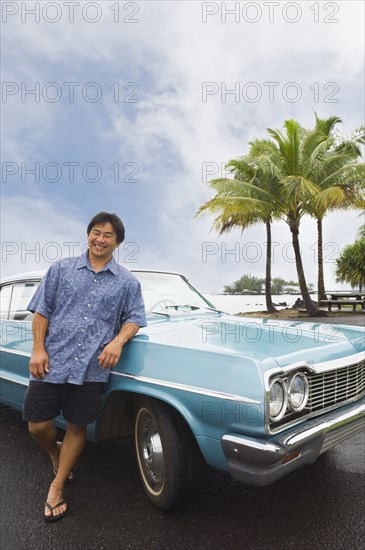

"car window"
[0, 285, 12, 319]
[9, 282, 40, 321]
[134, 272, 214, 312]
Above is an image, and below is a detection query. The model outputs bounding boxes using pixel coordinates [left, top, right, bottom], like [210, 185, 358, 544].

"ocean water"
[204, 294, 302, 315]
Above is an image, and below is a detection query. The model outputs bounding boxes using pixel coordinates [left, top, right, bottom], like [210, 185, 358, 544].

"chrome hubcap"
[141, 415, 164, 487]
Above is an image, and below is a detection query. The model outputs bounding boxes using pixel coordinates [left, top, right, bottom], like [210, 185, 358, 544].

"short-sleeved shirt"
[28, 253, 147, 385]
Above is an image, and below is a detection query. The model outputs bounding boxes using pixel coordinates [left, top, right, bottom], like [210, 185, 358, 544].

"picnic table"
[319, 292, 365, 311]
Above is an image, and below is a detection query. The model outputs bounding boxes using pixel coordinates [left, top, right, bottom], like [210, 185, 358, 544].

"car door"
[0, 280, 40, 409]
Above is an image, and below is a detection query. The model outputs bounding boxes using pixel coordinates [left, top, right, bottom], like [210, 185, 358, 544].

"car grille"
[269, 359, 365, 431]
[307, 359, 365, 412]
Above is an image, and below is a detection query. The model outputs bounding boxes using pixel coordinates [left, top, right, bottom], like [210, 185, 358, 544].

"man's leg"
[53, 422, 86, 485]
[28, 420, 59, 469]
[28, 421, 68, 519]
[43, 422, 86, 519]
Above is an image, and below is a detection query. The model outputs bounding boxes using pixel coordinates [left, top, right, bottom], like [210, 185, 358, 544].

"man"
[23, 212, 147, 522]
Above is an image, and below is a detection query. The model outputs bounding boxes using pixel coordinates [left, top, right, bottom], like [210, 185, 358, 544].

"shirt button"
[75, 357, 78, 360]
[84, 316, 88, 320]
[88, 304, 91, 308]
[91, 291, 94, 294]
[81, 329, 85, 333]
[78, 343, 81, 347]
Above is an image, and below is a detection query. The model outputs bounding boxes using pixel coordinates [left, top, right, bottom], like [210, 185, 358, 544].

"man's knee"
[28, 420, 54, 436]
[66, 422, 87, 436]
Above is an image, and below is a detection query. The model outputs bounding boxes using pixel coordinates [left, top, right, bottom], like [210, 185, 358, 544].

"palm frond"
[282, 176, 321, 208]
[319, 162, 365, 187]
[314, 113, 342, 136]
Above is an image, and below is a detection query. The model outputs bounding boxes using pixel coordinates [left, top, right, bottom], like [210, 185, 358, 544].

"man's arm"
[98, 322, 139, 369]
[29, 312, 50, 379]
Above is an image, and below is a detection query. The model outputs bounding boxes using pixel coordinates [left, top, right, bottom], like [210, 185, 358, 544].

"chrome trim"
[223, 434, 282, 456]
[111, 371, 261, 404]
[0, 320, 32, 325]
[0, 272, 44, 284]
[0, 365, 261, 405]
[1, 283, 13, 320]
[314, 352, 365, 371]
[0, 371, 29, 386]
[288, 372, 309, 413]
[268, 391, 365, 436]
[264, 352, 365, 385]
[0, 347, 31, 357]
[264, 364, 311, 410]
[221, 400, 365, 486]
[320, 419, 364, 454]
[282, 402, 365, 449]
[0, 269, 190, 285]
[269, 378, 288, 422]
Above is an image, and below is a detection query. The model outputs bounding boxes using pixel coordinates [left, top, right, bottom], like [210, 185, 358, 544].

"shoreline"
[234, 308, 365, 327]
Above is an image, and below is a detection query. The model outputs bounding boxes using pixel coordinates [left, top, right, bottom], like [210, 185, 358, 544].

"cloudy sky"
[2, 0, 364, 293]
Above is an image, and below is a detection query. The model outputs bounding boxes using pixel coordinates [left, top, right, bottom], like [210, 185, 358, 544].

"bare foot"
[44, 482, 67, 521]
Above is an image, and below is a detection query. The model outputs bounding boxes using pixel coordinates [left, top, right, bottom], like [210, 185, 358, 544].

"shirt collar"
[76, 252, 118, 275]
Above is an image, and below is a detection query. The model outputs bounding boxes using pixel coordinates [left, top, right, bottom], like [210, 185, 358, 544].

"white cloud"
[1, 197, 86, 276]
[2, 0, 364, 295]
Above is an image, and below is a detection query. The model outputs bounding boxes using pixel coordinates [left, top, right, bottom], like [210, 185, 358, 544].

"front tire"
[134, 398, 194, 511]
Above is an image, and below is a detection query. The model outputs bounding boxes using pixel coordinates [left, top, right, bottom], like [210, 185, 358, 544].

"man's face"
[88, 222, 119, 262]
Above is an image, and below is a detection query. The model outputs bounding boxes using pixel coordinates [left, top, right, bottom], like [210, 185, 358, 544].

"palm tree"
[196, 157, 282, 313]
[307, 117, 365, 301]
[197, 115, 364, 317]
[313, 183, 365, 301]
[335, 238, 365, 291]
[247, 119, 333, 316]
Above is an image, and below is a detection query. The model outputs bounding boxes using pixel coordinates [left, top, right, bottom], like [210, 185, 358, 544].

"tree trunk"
[265, 219, 277, 313]
[317, 217, 326, 302]
[290, 225, 324, 317]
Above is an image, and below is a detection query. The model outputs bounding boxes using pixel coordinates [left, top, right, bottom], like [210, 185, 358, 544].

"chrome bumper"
[221, 400, 365, 487]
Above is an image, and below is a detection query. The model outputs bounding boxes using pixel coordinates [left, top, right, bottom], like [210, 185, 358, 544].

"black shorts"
[22, 381, 104, 426]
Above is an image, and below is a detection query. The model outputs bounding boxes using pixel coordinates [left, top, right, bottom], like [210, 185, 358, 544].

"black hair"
[87, 212, 125, 244]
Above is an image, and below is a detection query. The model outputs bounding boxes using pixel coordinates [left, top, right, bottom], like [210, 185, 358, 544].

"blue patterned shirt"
[28, 253, 147, 385]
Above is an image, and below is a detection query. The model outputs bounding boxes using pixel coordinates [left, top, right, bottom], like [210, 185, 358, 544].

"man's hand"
[98, 323, 139, 369]
[29, 351, 50, 379]
[98, 340, 123, 369]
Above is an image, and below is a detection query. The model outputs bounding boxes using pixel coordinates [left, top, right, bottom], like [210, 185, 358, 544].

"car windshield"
[132, 271, 216, 314]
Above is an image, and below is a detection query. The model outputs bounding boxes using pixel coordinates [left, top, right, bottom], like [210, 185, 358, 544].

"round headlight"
[269, 378, 288, 421]
[288, 372, 309, 412]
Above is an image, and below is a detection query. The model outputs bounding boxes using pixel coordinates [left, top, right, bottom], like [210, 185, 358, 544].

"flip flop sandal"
[52, 441, 76, 483]
[44, 500, 67, 523]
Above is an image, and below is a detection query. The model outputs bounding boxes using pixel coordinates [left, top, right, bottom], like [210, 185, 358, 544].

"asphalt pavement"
[0, 403, 364, 550]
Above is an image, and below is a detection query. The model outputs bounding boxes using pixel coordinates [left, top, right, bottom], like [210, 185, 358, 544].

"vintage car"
[0, 270, 364, 511]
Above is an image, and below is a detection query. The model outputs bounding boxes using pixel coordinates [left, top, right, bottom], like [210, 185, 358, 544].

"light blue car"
[1, 270, 364, 511]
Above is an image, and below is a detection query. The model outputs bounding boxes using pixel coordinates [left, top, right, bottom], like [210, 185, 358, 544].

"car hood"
[114, 312, 364, 410]
[137, 312, 364, 369]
